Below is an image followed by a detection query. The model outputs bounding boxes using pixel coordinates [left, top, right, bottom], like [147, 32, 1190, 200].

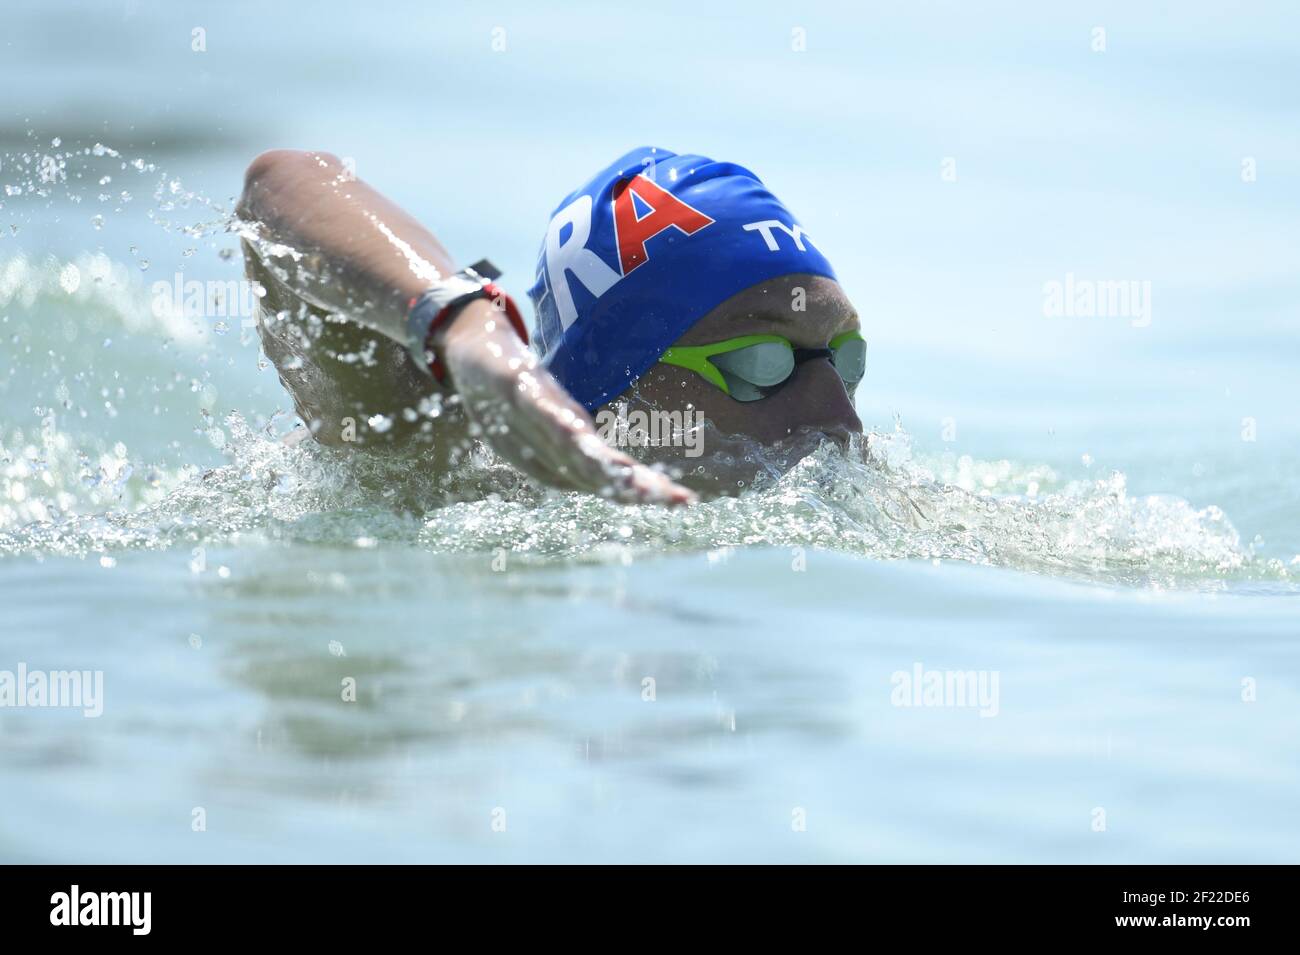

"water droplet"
[59, 263, 81, 293]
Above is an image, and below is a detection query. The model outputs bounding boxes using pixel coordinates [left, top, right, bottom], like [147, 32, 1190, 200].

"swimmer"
[236, 147, 864, 504]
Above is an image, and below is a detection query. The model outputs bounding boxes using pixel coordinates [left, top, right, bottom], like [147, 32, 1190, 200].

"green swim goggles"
[659, 331, 867, 401]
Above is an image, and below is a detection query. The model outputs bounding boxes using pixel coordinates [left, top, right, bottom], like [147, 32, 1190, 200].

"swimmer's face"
[605, 274, 863, 490]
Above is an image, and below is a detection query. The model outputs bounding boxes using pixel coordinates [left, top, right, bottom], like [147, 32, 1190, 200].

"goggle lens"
[831, 336, 867, 384]
[659, 333, 866, 402]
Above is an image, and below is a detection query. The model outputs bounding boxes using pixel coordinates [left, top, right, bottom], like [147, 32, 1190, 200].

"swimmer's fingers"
[561, 433, 696, 506]
[493, 415, 695, 506]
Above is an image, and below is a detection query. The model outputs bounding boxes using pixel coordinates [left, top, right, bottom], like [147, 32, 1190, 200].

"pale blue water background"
[1, 0, 1298, 862]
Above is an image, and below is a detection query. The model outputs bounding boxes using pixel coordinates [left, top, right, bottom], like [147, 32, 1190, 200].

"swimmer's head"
[528, 147, 863, 479]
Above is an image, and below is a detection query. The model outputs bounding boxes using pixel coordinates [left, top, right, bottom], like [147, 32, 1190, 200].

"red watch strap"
[480, 283, 529, 346]
[420, 284, 529, 383]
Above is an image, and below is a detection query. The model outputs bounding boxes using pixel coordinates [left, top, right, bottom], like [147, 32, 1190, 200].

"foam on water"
[1, 394, 1289, 590]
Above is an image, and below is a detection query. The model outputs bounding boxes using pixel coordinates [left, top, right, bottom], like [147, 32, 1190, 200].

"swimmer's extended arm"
[236, 149, 448, 342]
[237, 150, 694, 506]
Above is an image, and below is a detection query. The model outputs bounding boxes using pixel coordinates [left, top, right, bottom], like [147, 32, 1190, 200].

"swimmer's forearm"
[442, 300, 575, 421]
[236, 149, 454, 344]
[442, 301, 696, 506]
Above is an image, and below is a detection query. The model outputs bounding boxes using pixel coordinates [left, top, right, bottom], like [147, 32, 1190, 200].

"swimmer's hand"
[439, 299, 697, 507]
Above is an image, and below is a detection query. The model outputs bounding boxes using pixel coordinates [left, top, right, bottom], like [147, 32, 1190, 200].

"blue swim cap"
[527, 147, 838, 411]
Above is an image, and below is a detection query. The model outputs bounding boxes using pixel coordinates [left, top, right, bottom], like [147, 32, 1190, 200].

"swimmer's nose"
[786, 356, 863, 444]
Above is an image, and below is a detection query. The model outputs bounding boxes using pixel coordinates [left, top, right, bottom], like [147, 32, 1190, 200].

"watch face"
[465, 258, 502, 281]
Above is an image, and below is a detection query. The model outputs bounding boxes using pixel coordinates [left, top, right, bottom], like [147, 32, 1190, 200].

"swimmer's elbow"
[238, 149, 346, 218]
[244, 148, 344, 185]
